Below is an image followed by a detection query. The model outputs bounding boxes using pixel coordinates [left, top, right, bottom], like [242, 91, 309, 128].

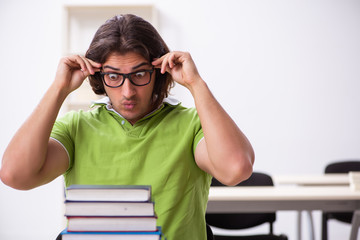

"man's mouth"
[123, 102, 136, 110]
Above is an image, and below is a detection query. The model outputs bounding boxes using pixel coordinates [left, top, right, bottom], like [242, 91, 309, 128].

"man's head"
[86, 14, 173, 109]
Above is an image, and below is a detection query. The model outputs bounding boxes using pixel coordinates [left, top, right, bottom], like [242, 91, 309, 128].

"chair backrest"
[323, 160, 360, 224]
[206, 172, 276, 231]
[325, 160, 360, 174]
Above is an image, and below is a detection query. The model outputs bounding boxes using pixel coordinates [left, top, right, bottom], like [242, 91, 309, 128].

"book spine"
[63, 185, 161, 236]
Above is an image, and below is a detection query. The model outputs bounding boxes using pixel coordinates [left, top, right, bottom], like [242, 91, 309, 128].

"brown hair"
[85, 14, 173, 108]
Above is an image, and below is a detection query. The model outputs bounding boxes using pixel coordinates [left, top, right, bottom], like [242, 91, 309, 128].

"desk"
[273, 173, 349, 186]
[273, 173, 350, 240]
[207, 186, 360, 240]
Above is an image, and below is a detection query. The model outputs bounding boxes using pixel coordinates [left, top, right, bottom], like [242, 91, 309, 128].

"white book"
[65, 201, 155, 216]
[67, 216, 157, 232]
[66, 185, 151, 202]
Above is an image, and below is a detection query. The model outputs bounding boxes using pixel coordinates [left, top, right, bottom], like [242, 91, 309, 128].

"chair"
[321, 160, 360, 240]
[206, 172, 288, 240]
[207, 223, 215, 240]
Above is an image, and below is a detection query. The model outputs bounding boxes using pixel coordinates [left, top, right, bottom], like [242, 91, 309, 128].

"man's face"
[102, 52, 156, 125]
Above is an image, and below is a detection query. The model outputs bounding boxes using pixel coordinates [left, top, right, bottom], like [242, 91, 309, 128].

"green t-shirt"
[51, 97, 212, 240]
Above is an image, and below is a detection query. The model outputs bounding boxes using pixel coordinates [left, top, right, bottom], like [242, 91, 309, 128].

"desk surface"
[273, 173, 349, 186]
[207, 186, 360, 213]
[209, 185, 360, 201]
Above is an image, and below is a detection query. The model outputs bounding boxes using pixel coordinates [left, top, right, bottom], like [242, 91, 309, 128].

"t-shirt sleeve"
[191, 109, 204, 154]
[193, 128, 204, 154]
[50, 112, 76, 172]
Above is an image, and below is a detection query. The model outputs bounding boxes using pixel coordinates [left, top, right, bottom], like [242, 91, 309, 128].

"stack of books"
[60, 185, 162, 240]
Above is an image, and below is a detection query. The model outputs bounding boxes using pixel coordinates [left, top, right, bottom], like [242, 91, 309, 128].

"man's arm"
[152, 52, 254, 186]
[0, 55, 101, 190]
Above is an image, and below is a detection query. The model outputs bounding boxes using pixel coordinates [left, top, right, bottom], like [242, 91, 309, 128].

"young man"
[0, 14, 254, 239]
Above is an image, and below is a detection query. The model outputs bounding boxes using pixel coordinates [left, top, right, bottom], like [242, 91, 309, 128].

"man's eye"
[108, 73, 119, 80]
[134, 72, 146, 78]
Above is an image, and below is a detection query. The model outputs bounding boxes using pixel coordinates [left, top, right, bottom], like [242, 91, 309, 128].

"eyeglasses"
[100, 68, 154, 88]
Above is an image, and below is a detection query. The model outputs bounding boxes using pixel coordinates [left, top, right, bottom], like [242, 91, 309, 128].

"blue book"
[60, 227, 162, 240]
[66, 185, 152, 202]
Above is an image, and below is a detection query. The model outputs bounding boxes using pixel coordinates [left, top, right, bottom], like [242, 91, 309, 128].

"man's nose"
[122, 77, 136, 98]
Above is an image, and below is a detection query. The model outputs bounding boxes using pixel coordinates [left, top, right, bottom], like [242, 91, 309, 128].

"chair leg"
[270, 222, 274, 234]
[350, 210, 360, 240]
[321, 213, 328, 240]
[207, 224, 214, 240]
[307, 211, 315, 240]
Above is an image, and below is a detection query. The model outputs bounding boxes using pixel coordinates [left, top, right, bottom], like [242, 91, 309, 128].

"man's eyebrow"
[102, 62, 150, 71]
[132, 62, 151, 70]
[102, 65, 120, 71]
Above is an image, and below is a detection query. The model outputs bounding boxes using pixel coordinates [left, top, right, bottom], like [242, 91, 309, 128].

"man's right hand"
[54, 55, 101, 95]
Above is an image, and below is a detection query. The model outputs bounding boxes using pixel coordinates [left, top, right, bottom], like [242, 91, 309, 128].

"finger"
[82, 57, 103, 75]
[67, 56, 101, 75]
[152, 53, 178, 74]
[152, 54, 167, 74]
[170, 51, 188, 69]
[87, 58, 102, 72]
[160, 54, 171, 74]
[151, 57, 163, 66]
[152, 60, 162, 69]
[67, 55, 87, 72]
[79, 56, 97, 75]
[152, 54, 168, 70]
[168, 53, 177, 69]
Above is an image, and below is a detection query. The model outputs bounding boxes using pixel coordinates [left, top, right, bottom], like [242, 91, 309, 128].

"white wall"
[1, 0, 360, 239]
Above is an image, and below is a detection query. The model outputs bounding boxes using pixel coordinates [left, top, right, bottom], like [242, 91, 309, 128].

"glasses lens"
[104, 73, 123, 87]
[130, 71, 151, 86]
[102, 69, 153, 87]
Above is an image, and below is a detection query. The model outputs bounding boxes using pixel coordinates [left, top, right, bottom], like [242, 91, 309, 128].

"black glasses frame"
[100, 68, 154, 88]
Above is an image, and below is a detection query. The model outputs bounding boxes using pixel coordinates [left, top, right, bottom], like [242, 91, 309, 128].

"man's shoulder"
[57, 105, 108, 124]
[163, 101, 197, 116]
[160, 101, 199, 126]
